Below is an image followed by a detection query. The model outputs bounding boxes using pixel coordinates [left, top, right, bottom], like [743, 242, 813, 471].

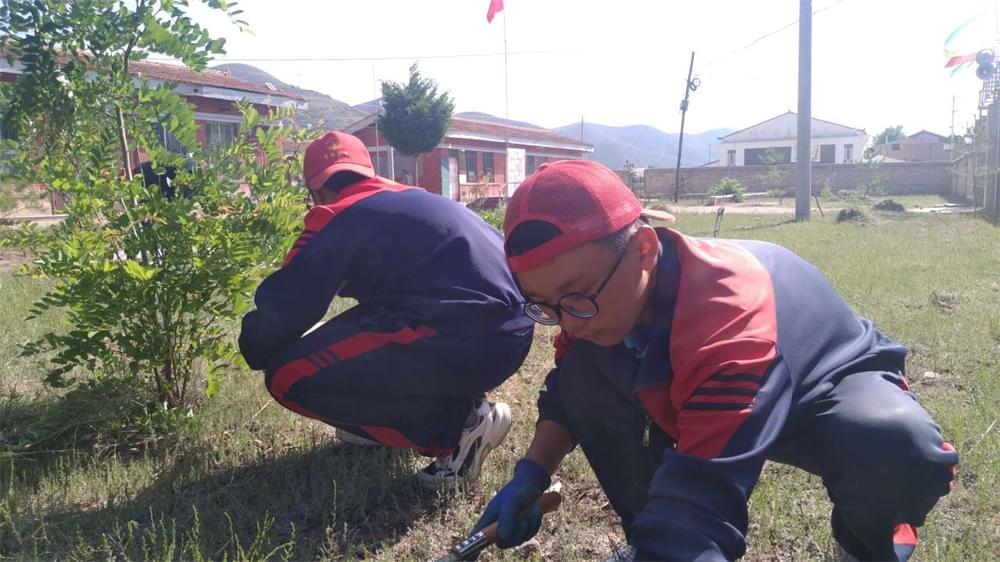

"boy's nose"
[559, 314, 589, 339]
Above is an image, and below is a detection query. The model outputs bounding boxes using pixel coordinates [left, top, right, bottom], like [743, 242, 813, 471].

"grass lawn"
[1, 201, 998, 561]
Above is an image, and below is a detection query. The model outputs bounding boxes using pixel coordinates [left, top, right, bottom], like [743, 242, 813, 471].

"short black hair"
[505, 218, 642, 257]
[322, 171, 366, 193]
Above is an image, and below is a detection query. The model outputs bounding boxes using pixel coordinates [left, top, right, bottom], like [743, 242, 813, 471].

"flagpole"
[503, 7, 511, 197]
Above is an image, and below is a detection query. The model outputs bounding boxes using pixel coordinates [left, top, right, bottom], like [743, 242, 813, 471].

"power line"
[147, 48, 565, 64]
[697, 0, 852, 72]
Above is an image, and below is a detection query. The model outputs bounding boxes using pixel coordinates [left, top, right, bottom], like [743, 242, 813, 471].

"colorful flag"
[487, 0, 504, 23]
[945, 53, 978, 68]
[943, 12, 986, 75]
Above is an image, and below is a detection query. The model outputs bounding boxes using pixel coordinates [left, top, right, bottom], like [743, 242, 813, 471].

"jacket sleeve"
[630, 337, 794, 561]
[238, 207, 354, 370]
[536, 330, 575, 429]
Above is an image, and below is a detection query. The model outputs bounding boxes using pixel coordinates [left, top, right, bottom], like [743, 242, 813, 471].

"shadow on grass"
[3, 439, 445, 560]
[1, 380, 444, 560]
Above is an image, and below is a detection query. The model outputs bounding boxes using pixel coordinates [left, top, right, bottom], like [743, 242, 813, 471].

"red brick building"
[0, 57, 305, 153]
[344, 113, 592, 201]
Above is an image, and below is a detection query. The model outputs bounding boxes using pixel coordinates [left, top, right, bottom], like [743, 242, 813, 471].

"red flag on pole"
[487, 0, 504, 23]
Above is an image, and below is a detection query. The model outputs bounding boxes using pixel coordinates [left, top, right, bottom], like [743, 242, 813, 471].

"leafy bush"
[6, 106, 309, 408]
[708, 177, 746, 203]
[475, 207, 505, 231]
[0, 3, 310, 411]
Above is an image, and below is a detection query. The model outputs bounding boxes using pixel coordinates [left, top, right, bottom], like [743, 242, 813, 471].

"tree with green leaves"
[0, 1, 309, 413]
[759, 148, 790, 204]
[871, 125, 905, 147]
[377, 63, 454, 187]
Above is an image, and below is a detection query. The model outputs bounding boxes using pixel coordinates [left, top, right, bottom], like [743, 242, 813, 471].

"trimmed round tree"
[377, 63, 455, 187]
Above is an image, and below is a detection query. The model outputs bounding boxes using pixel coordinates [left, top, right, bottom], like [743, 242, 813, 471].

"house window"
[205, 121, 239, 149]
[891, 143, 901, 150]
[745, 147, 790, 165]
[483, 152, 495, 182]
[152, 123, 185, 154]
[844, 144, 854, 163]
[526, 155, 537, 175]
[727, 149, 736, 166]
[465, 151, 478, 183]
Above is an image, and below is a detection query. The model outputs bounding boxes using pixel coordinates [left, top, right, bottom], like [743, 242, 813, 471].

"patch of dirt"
[873, 199, 905, 212]
[0, 249, 32, 271]
[659, 204, 839, 215]
[836, 207, 867, 223]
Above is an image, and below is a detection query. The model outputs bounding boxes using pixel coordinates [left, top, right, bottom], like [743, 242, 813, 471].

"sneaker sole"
[416, 402, 513, 490]
[335, 428, 383, 447]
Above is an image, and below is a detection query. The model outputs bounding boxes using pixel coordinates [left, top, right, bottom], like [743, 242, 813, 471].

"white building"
[712, 112, 868, 167]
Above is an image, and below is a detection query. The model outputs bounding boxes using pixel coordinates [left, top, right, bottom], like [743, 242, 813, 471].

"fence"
[950, 82, 1000, 222]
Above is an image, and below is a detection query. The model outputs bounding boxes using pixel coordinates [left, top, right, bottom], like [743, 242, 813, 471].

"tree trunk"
[117, 104, 134, 181]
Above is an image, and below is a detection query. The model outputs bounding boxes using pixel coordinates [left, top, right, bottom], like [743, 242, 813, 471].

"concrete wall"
[636, 161, 953, 198]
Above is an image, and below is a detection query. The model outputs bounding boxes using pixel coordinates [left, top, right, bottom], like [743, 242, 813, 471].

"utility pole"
[951, 96, 957, 139]
[674, 51, 698, 203]
[795, 0, 812, 221]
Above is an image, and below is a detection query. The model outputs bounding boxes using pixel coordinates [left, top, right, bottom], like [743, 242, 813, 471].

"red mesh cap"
[503, 159, 644, 272]
[303, 131, 375, 191]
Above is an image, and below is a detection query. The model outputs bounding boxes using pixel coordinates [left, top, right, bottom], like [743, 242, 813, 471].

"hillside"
[554, 122, 733, 169]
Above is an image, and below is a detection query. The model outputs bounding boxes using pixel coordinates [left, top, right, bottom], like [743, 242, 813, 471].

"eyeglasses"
[523, 245, 629, 326]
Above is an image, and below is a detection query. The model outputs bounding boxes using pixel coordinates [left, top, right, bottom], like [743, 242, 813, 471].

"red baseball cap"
[303, 131, 375, 191]
[503, 159, 675, 272]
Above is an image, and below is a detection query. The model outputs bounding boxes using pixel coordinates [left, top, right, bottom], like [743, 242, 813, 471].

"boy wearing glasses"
[239, 132, 534, 489]
[474, 160, 957, 561]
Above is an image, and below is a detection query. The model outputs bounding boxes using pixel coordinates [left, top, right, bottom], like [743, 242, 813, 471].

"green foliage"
[475, 207, 504, 231]
[871, 125, 904, 147]
[377, 63, 455, 156]
[0, 1, 310, 409]
[5, 105, 309, 408]
[707, 177, 746, 203]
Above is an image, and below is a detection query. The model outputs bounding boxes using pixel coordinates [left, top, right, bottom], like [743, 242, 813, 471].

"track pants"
[557, 342, 958, 561]
[264, 304, 533, 457]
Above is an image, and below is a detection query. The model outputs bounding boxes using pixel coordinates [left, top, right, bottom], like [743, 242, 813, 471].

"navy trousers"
[557, 342, 957, 561]
[264, 304, 532, 456]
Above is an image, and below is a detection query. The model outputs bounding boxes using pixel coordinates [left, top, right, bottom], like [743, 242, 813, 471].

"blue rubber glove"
[473, 458, 552, 548]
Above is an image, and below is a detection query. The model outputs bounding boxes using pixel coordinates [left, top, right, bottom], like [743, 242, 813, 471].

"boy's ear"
[635, 226, 659, 271]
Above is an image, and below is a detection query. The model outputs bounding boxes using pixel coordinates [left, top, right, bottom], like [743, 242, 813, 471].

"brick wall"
[872, 142, 951, 162]
[634, 161, 953, 198]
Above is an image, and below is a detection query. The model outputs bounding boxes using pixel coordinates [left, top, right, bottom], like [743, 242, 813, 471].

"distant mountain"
[455, 111, 546, 129]
[348, 107, 547, 130]
[553, 122, 734, 169]
[212, 63, 364, 130]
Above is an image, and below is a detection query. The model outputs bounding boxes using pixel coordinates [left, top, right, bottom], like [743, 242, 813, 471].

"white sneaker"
[335, 427, 382, 447]
[416, 401, 512, 490]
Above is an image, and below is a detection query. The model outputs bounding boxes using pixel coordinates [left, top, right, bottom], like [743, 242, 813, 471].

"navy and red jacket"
[538, 228, 907, 560]
[239, 176, 532, 371]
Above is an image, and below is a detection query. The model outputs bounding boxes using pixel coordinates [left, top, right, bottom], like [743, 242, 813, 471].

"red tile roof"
[129, 60, 304, 100]
[448, 116, 591, 149]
